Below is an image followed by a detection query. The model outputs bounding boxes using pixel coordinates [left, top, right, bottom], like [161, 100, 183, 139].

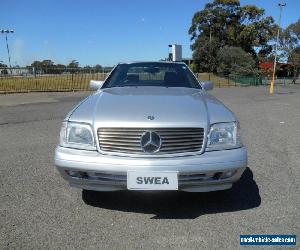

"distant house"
[0, 67, 31, 76]
[259, 61, 300, 77]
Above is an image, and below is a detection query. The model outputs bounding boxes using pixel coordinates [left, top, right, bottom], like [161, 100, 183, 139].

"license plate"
[127, 171, 178, 190]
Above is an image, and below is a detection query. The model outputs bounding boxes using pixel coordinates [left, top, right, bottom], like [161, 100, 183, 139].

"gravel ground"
[0, 86, 299, 249]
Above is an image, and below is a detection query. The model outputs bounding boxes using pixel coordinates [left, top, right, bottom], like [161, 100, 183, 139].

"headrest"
[164, 72, 181, 86]
[126, 74, 139, 82]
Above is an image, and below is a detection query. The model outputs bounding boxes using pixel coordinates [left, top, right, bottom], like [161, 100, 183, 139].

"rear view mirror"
[201, 81, 214, 91]
[89, 80, 104, 90]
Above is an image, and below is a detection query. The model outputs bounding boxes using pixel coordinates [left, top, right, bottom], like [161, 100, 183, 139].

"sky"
[1, 0, 299, 67]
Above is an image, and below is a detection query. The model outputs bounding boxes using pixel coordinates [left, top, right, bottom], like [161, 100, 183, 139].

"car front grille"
[97, 128, 204, 155]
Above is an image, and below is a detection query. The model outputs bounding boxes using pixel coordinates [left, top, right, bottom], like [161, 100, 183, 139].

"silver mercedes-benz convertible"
[55, 61, 247, 192]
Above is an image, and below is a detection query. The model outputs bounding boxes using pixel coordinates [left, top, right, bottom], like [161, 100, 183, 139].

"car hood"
[68, 87, 236, 128]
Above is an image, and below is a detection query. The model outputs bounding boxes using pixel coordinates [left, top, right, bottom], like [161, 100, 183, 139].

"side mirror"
[89, 80, 104, 90]
[201, 81, 214, 91]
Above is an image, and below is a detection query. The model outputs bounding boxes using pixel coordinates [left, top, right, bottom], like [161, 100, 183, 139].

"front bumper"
[55, 146, 247, 192]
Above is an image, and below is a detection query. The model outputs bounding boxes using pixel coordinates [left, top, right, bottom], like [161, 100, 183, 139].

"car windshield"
[102, 62, 201, 89]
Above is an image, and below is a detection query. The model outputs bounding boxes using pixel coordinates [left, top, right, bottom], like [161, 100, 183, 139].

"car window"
[103, 62, 201, 89]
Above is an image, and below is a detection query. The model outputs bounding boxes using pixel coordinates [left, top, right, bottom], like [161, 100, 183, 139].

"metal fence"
[0, 67, 299, 93]
[0, 67, 112, 93]
[198, 73, 300, 87]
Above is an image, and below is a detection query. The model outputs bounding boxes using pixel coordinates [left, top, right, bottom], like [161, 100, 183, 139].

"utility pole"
[1, 29, 15, 74]
[270, 2, 286, 94]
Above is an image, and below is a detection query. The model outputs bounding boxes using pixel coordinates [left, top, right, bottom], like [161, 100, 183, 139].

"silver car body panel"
[68, 87, 236, 126]
[55, 146, 247, 192]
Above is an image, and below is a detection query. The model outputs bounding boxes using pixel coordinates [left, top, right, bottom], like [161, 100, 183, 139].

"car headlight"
[59, 122, 96, 150]
[206, 122, 242, 151]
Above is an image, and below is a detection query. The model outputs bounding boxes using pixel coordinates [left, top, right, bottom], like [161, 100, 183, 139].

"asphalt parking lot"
[0, 85, 299, 249]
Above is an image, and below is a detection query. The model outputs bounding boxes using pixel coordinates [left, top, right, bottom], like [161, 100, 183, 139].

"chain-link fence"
[0, 67, 299, 93]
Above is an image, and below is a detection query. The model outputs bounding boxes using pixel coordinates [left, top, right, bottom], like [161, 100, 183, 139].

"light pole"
[270, 2, 286, 94]
[0, 29, 15, 70]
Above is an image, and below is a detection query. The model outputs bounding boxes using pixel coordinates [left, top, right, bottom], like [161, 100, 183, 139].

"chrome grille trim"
[97, 128, 204, 155]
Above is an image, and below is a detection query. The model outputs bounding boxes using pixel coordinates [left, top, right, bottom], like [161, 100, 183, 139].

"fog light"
[66, 170, 87, 178]
[220, 170, 237, 179]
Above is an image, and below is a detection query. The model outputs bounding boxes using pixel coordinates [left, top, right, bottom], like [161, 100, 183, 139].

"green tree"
[31, 60, 42, 69]
[191, 36, 219, 72]
[31, 60, 55, 74]
[68, 60, 79, 73]
[217, 46, 258, 75]
[280, 19, 300, 77]
[0, 63, 8, 75]
[189, 0, 276, 72]
[189, 63, 199, 73]
[54, 64, 66, 74]
[41, 60, 54, 67]
[68, 60, 79, 68]
[83, 65, 92, 73]
[94, 64, 102, 73]
[41, 60, 55, 74]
